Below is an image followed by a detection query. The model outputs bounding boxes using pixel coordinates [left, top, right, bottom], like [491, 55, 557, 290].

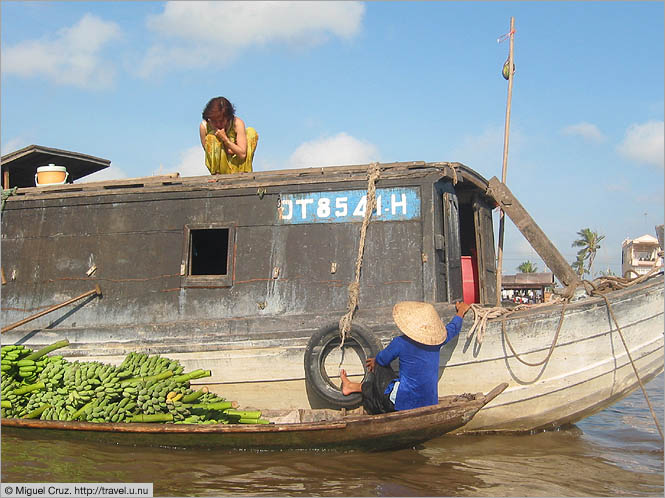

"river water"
[1, 373, 663, 497]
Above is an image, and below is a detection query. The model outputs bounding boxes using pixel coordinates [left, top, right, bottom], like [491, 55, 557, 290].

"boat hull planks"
[1, 387, 506, 451]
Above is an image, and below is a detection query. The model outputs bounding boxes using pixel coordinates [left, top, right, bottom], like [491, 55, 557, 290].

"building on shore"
[500, 272, 555, 304]
[621, 233, 663, 277]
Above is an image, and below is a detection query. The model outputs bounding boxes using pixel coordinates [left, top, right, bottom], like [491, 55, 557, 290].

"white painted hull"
[59, 276, 664, 433]
[444, 276, 663, 432]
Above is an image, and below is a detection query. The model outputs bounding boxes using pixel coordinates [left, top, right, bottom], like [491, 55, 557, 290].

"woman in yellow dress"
[199, 97, 258, 174]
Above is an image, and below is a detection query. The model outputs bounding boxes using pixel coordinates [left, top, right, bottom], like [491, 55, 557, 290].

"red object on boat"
[461, 256, 479, 303]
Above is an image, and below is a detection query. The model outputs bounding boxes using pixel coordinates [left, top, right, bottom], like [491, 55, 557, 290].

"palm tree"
[517, 260, 538, 273]
[571, 253, 589, 278]
[572, 228, 605, 276]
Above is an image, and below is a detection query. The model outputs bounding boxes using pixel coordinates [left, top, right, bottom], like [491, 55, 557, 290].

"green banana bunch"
[0, 376, 23, 418]
[136, 378, 171, 415]
[1, 345, 32, 375]
[2, 345, 266, 426]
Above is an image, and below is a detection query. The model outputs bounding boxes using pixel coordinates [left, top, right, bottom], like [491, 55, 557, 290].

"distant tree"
[572, 253, 589, 278]
[598, 267, 617, 277]
[572, 228, 605, 276]
[517, 260, 538, 273]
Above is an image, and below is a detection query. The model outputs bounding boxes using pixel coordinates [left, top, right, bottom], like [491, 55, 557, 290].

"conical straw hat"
[392, 301, 447, 346]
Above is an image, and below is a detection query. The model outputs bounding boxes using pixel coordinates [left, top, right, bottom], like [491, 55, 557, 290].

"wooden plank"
[473, 194, 497, 304]
[8, 170, 451, 203]
[486, 177, 580, 290]
[6, 162, 468, 203]
[442, 189, 463, 302]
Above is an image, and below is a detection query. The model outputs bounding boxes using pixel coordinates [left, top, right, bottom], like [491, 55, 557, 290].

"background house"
[621, 233, 663, 277]
[500, 272, 555, 304]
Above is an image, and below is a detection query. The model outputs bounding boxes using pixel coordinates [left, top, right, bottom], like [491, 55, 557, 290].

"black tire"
[304, 322, 384, 408]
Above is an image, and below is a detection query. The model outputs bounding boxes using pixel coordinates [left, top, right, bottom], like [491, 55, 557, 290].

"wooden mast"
[496, 17, 515, 305]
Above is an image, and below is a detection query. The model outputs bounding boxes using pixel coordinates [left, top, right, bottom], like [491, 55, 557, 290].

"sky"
[1, 1, 663, 279]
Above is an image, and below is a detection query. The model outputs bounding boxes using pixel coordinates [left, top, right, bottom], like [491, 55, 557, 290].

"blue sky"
[2, 1, 663, 277]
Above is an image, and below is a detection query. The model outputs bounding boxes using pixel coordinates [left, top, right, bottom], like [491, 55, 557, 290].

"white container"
[35, 164, 69, 186]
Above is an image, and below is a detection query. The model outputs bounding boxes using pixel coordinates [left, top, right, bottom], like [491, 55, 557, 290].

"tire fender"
[304, 322, 384, 408]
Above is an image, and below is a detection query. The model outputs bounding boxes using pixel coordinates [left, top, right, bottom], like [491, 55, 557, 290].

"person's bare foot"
[340, 369, 362, 395]
[340, 369, 351, 395]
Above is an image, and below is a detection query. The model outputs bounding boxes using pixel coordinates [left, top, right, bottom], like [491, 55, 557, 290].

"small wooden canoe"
[1, 383, 507, 451]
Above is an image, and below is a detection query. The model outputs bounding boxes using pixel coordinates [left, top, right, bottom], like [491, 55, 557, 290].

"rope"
[596, 291, 663, 440]
[500, 301, 567, 367]
[449, 165, 458, 185]
[338, 163, 380, 350]
[467, 265, 663, 438]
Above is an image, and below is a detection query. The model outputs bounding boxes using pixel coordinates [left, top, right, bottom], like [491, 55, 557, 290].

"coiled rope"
[338, 163, 381, 350]
[467, 265, 663, 439]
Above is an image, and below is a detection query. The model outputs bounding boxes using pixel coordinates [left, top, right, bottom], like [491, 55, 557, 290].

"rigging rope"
[467, 264, 664, 439]
[338, 163, 380, 350]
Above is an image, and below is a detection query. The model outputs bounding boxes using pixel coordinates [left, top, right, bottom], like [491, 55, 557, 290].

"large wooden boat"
[1, 384, 507, 451]
[1, 145, 663, 433]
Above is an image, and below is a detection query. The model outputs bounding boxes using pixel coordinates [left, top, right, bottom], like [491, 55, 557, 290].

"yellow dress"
[204, 122, 258, 175]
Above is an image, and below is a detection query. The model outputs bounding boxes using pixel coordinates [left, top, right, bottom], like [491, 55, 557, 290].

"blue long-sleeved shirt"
[375, 315, 463, 411]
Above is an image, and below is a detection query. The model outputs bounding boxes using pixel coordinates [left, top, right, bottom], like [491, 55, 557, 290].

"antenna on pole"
[496, 17, 515, 305]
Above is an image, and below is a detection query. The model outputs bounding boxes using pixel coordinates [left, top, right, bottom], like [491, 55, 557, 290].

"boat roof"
[4, 160, 492, 202]
[501, 272, 555, 289]
[1, 145, 110, 189]
[623, 234, 659, 246]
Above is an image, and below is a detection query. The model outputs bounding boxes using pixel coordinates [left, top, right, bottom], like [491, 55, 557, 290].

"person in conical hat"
[341, 301, 470, 414]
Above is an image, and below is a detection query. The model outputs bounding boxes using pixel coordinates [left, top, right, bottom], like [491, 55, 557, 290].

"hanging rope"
[338, 163, 380, 349]
[467, 264, 664, 439]
[500, 301, 567, 367]
[583, 266, 664, 440]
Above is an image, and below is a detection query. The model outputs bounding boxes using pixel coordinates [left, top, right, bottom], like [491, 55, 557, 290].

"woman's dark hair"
[202, 97, 236, 129]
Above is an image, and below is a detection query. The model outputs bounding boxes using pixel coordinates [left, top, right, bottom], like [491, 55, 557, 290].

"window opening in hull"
[190, 228, 229, 276]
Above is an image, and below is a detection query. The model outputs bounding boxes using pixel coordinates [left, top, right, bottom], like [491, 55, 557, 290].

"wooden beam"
[3, 169, 9, 190]
[486, 177, 580, 291]
[1, 285, 102, 334]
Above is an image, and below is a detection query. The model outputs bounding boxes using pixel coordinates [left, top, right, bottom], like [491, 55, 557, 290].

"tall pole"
[496, 17, 515, 305]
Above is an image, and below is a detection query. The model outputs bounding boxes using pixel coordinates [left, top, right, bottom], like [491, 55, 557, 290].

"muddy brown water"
[1, 373, 663, 497]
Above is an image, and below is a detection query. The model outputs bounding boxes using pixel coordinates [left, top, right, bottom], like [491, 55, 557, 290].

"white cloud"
[138, 1, 364, 77]
[77, 165, 128, 183]
[562, 122, 606, 143]
[617, 120, 664, 168]
[148, 1, 364, 45]
[604, 182, 629, 193]
[1, 137, 31, 156]
[288, 133, 379, 169]
[172, 146, 210, 177]
[135, 44, 212, 79]
[1, 14, 122, 89]
[449, 125, 525, 173]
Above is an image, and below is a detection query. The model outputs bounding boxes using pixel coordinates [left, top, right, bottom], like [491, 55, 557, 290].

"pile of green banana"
[0, 340, 269, 425]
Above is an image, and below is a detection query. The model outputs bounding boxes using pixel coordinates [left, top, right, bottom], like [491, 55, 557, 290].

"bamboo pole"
[496, 17, 515, 306]
[1, 285, 102, 334]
